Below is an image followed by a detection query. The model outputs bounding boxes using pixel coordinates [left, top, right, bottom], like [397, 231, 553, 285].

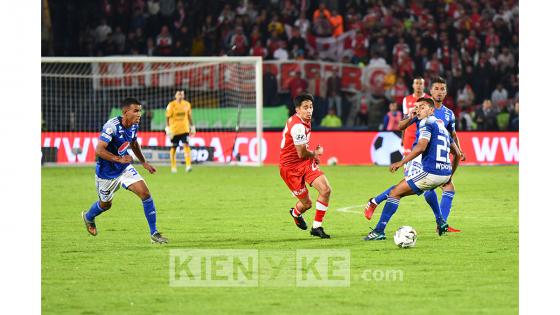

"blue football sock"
[85, 201, 105, 222]
[424, 190, 443, 221]
[374, 185, 395, 204]
[441, 191, 455, 221]
[374, 197, 400, 233]
[142, 197, 158, 235]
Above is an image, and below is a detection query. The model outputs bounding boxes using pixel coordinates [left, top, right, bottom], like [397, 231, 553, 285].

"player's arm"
[130, 140, 156, 174]
[295, 144, 323, 162]
[451, 130, 466, 161]
[390, 138, 428, 173]
[165, 103, 173, 137]
[397, 110, 418, 131]
[187, 104, 195, 135]
[95, 141, 132, 164]
[450, 142, 461, 176]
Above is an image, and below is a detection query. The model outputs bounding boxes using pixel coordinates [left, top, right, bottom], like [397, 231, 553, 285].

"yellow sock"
[170, 147, 177, 169]
[184, 144, 191, 168]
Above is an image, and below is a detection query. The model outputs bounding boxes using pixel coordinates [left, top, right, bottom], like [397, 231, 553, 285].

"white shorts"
[405, 171, 451, 195]
[404, 154, 423, 177]
[95, 165, 144, 202]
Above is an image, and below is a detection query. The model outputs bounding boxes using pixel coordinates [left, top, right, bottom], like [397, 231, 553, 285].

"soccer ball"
[327, 156, 338, 166]
[370, 132, 403, 165]
[393, 226, 417, 248]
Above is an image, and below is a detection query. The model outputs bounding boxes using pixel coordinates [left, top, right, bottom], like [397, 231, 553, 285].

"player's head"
[429, 76, 447, 103]
[412, 76, 425, 94]
[175, 90, 185, 101]
[121, 97, 142, 124]
[415, 97, 435, 119]
[294, 92, 314, 122]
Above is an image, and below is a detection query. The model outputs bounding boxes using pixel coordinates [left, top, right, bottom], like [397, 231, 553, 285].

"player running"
[363, 97, 460, 240]
[165, 89, 195, 173]
[81, 98, 168, 244]
[279, 93, 332, 239]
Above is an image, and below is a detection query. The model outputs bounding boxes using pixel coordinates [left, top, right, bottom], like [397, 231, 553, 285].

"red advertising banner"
[41, 131, 518, 165]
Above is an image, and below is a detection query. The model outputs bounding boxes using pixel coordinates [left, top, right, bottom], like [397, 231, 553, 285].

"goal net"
[41, 57, 263, 166]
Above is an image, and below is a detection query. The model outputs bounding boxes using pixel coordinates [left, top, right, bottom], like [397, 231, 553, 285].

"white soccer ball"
[327, 156, 338, 166]
[394, 226, 417, 248]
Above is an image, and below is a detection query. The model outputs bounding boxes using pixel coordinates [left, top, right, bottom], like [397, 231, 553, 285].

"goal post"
[41, 56, 264, 166]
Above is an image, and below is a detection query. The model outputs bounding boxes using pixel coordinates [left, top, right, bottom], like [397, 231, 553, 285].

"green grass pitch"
[42, 165, 518, 314]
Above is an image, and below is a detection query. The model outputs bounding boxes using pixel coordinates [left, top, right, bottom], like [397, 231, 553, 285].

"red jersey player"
[401, 76, 428, 173]
[279, 93, 332, 238]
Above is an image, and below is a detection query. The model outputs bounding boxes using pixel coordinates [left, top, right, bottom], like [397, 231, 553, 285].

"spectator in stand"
[288, 28, 306, 57]
[329, 10, 344, 37]
[263, 67, 278, 106]
[474, 99, 499, 131]
[392, 37, 410, 66]
[313, 10, 333, 37]
[383, 102, 403, 131]
[146, 37, 156, 56]
[202, 15, 218, 56]
[94, 18, 112, 49]
[177, 26, 192, 55]
[229, 26, 249, 56]
[294, 11, 311, 37]
[491, 83, 509, 109]
[111, 26, 126, 54]
[249, 40, 267, 58]
[268, 13, 285, 38]
[457, 83, 475, 108]
[172, 1, 187, 33]
[287, 71, 308, 99]
[386, 77, 409, 105]
[156, 25, 173, 56]
[273, 41, 289, 60]
[425, 53, 444, 75]
[266, 31, 284, 59]
[351, 29, 369, 64]
[497, 47, 515, 73]
[313, 3, 331, 22]
[355, 96, 370, 127]
[320, 108, 342, 128]
[508, 101, 519, 131]
[326, 73, 342, 116]
[368, 51, 387, 67]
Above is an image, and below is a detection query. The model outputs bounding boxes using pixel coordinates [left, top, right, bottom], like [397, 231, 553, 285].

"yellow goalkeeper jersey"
[166, 99, 192, 135]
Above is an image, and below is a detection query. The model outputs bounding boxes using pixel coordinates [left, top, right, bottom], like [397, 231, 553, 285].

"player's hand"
[142, 162, 157, 174]
[190, 125, 196, 136]
[390, 161, 403, 173]
[165, 126, 173, 138]
[314, 145, 323, 164]
[459, 150, 466, 161]
[119, 155, 133, 164]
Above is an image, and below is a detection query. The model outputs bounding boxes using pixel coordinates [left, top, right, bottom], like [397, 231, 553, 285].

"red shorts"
[402, 136, 415, 153]
[279, 160, 324, 199]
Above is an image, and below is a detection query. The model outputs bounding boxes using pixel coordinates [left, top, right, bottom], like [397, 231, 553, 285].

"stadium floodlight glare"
[41, 56, 264, 166]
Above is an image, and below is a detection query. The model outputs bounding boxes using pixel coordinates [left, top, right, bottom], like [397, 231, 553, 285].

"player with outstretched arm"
[81, 98, 168, 244]
[279, 93, 332, 238]
[363, 97, 460, 241]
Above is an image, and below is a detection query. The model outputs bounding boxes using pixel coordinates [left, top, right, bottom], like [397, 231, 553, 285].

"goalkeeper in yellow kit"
[165, 90, 195, 173]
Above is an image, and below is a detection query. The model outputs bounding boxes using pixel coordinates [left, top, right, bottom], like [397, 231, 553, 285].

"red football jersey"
[402, 93, 428, 151]
[279, 114, 311, 167]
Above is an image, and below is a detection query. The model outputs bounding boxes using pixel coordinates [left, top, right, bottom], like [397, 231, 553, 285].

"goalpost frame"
[41, 56, 264, 166]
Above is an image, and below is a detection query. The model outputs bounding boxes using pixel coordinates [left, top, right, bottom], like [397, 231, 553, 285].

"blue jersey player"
[370, 77, 465, 232]
[362, 97, 460, 241]
[81, 98, 168, 244]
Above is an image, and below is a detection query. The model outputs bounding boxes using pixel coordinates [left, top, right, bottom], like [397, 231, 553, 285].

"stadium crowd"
[43, 0, 518, 131]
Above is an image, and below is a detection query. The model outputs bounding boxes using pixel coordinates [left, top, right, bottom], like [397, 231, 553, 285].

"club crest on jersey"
[118, 141, 130, 155]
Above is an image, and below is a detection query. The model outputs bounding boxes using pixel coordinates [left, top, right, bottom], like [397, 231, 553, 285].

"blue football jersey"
[417, 115, 452, 176]
[96, 116, 139, 179]
[412, 104, 455, 147]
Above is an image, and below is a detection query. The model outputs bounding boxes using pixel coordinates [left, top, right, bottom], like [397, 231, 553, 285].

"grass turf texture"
[42, 165, 518, 314]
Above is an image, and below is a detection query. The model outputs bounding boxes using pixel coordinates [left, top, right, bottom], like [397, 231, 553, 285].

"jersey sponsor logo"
[292, 187, 308, 196]
[295, 134, 306, 141]
[435, 162, 452, 170]
[118, 141, 130, 155]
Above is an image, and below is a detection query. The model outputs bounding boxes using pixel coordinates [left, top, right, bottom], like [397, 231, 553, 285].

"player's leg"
[123, 166, 168, 243]
[291, 195, 313, 230]
[170, 136, 179, 173]
[440, 180, 461, 232]
[423, 189, 442, 221]
[309, 174, 331, 235]
[410, 172, 451, 235]
[82, 176, 120, 236]
[280, 166, 311, 230]
[183, 134, 192, 172]
[364, 179, 415, 240]
[364, 185, 394, 220]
